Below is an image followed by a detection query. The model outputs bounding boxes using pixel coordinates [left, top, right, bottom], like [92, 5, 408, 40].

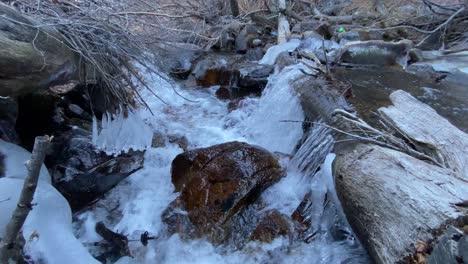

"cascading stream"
[77, 59, 368, 263]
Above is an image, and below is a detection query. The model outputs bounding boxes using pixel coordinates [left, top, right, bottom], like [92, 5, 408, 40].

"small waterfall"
[290, 121, 334, 177]
[288, 122, 363, 252]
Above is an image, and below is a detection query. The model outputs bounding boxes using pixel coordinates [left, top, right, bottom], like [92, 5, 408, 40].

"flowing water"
[75, 64, 369, 263]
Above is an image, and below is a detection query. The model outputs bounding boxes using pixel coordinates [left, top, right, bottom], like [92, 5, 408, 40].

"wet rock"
[215, 86, 232, 100]
[291, 192, 313, 229]
[50, 128, 144, 210]
[151, 131, 166, 148]
[192, 54, 243, 87]
[0, 97, 19, 143]
[298, 21, 321, 33]
[235, 25, 258, 53]
[246, 47, 264, 61]
[170, 67, 191, 80]
[237, 63, 274, 92]
[275, 51, 296, 70]
[338, 39, 412, 66]
[316, 22, 333, 40]
[249, 210, 293, 243]
[427, 226, 464, 264]
[162, 197, 196, 239]
[303, 30, 323, 40]
[192, 53, 273, 95]
[168, 141, 285, 243]
[167, 135, 189, 151]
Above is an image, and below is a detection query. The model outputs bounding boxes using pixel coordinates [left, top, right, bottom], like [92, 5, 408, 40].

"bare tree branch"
[0, 135, 53, 263]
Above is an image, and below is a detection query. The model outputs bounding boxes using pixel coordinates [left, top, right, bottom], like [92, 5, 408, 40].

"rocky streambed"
[1, 16, 468, 264]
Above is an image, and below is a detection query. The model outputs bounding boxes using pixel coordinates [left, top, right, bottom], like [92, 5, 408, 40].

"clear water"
[75, 62, 369, 263]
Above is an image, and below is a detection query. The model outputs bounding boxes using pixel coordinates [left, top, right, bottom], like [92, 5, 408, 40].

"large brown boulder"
[167, 141, 285, 243]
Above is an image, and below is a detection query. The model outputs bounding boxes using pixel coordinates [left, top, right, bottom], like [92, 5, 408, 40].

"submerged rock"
[167, 141, 285, 243]
[249, 209, 293, 243]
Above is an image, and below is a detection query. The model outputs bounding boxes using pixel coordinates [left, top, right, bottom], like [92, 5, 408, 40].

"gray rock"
[246, 47, 264, 61]
[303, 31, 323, 40]
[427, 226, 463, 264]
[252, 39, 262, 47]
[68, 104, 85, 117]
[459, 234, 468, 263]
[337, 31, 361, 44]
[235, 25, 258, 53]
[338, 39, 413, 66]
[275, 51, 296, 70]
[237, 63, 274, 92]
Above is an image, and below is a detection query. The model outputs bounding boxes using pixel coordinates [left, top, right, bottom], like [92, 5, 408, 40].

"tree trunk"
[230, 0, 240, 17]
[0, 3, 80, 97]
[0, 136, 52, 263]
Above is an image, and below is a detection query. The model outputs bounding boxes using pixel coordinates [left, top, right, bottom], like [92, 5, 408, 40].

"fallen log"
[0, 3, 80, 96]
[333, 90, 468, 263]
[379, 90, 468, 180]
[333, 143, 468, 264]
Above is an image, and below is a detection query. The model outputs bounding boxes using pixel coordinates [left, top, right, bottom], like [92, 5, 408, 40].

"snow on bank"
[0, 178, 99, 264]
[0, 139, 51, 183]
[0, 140, 99, 263]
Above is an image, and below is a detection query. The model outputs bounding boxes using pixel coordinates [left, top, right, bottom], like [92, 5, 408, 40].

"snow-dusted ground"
[76, 50, 368, 263]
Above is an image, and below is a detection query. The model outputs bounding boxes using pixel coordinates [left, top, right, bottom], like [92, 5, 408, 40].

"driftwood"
[333, 143, 468, 264]
[0, 136, 52, 263]
[379, 90, 468, 180]
[333, 91, 468, 264]
[0, 4, 79, 96]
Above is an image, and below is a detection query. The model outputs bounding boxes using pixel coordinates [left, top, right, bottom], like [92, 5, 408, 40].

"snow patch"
[0, 139, 51, 183]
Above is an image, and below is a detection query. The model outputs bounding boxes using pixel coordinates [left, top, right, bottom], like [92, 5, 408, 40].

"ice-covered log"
[333, 143, 468, 264]
[0, 3, 80, 96]
[379, 90, 468, 180]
